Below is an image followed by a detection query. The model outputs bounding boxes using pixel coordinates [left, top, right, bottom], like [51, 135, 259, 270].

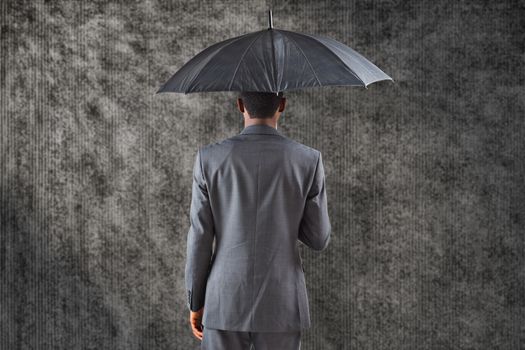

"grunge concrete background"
[1, 0, 524, 349]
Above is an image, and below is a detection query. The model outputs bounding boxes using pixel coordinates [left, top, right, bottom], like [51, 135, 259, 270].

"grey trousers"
[201, 327, 301, 350]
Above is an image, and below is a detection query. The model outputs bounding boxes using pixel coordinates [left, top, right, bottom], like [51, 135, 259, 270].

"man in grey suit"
[185, 91, 331, 349]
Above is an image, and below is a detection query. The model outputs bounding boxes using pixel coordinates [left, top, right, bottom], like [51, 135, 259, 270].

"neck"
[244, 117, 278, 129]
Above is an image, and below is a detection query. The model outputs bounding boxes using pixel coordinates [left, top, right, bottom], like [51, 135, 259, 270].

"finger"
[191, 322, 203, 336]
[193, 327, 203, 340]
[191, 322, 202, 333]
[195, 325, 203, 337]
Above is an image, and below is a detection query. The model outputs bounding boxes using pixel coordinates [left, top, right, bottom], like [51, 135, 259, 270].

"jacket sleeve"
[185, 148, 215, 311]
[298, 151, 331, 251]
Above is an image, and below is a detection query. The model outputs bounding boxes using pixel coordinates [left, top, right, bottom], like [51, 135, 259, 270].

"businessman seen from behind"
[185, 91, 331, 350]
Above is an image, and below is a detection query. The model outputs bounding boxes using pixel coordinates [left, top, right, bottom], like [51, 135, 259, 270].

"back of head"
[239, 91, 284, 119]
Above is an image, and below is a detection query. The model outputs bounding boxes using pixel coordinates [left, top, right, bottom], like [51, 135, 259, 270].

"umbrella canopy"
[157, 10, 393, 94]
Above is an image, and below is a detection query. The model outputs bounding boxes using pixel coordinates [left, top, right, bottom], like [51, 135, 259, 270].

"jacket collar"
[240, 124, 283, 136]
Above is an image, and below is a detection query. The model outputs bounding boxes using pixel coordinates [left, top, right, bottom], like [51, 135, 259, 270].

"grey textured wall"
[1, 0, 524, 349]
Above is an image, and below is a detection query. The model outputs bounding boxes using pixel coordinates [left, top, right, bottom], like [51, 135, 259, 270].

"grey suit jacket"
[185, 124, 331, 332]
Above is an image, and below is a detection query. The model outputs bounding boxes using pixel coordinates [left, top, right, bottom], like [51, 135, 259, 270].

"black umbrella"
[156, 10, 393, 94]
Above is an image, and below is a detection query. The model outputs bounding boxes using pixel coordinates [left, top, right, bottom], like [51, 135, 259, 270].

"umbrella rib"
[185, 34, 255, 93]
[269, 29, 278, 92]
[280, 33, 367, 87]
[228, 31, 266, 91]
[280, 32, 322, 87]
[299, 32, 368, 87]
[313, 43, 367, 87]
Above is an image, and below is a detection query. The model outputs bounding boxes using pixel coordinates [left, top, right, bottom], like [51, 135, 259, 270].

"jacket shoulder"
[197, 138, 235, 165]
[281, 139, 321, 168]
[199, 137, 232, 150]
[286, 139, 321, 157]
[198, 134, 320, 163]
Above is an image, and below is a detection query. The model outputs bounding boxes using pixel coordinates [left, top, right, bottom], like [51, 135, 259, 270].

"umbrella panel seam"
[228, 30, 266, 91]
[186, 33, 257, 93]
[290, 30, 368, 87]
[280, 31, 322, 87]
[269, 29, 279, 93]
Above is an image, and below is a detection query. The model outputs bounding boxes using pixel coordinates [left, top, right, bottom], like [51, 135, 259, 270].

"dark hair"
[239, 91, 284, 119]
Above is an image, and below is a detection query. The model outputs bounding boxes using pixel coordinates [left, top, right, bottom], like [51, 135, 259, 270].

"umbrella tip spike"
[268, 9, 273, 29]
